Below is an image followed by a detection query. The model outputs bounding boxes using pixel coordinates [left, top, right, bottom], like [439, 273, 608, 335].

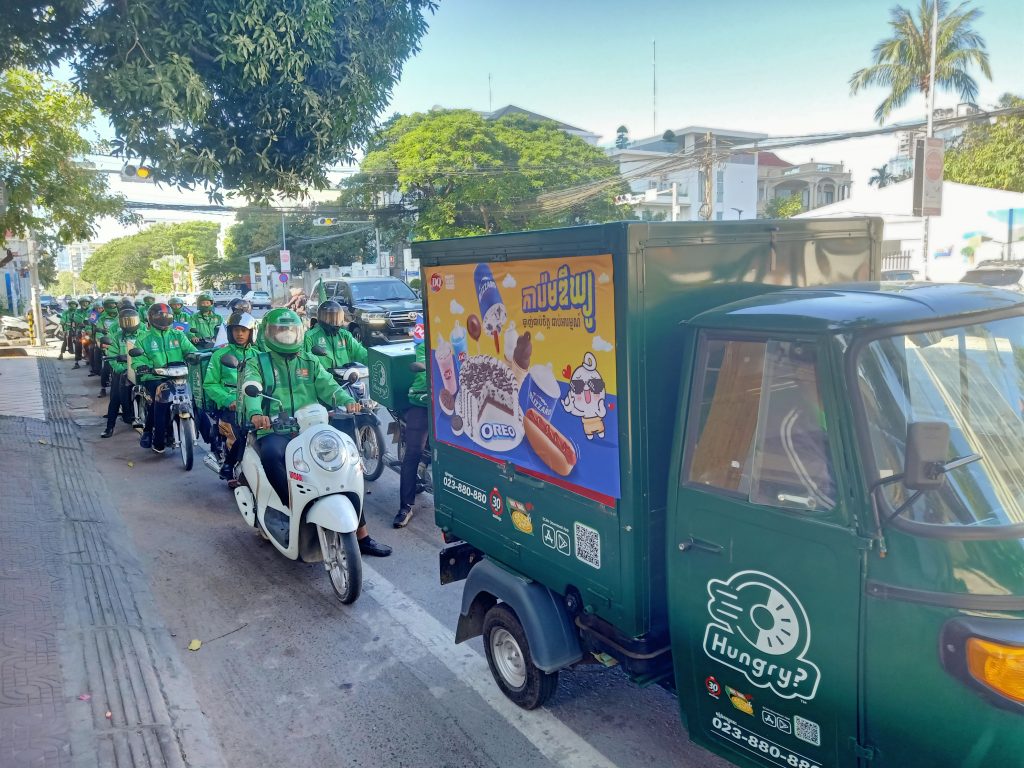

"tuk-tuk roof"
[689, 282, 1024, 334]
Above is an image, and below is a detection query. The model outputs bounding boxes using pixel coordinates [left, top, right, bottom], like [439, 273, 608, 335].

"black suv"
[310, 276, 421, 344]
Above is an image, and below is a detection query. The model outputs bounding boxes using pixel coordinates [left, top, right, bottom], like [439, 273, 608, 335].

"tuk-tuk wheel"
[482, 603, 558, 710]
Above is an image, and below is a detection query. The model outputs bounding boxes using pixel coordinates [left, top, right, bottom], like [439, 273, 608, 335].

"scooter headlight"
[311, 432, 344, 470]
[293, 447, 311, 473]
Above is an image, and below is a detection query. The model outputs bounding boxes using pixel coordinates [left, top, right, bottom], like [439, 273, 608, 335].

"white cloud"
[592, 336, 613, 352]
[598, 272, 611, 284]
[534, 331, 545, 341]
[449, 299, 464, 315]
[502, 273, 517, 288]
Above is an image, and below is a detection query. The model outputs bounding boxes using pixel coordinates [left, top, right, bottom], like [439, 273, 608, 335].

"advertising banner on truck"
[426, 254, 620, 503]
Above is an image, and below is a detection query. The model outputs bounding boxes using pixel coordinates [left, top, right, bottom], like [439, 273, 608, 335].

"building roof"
[484, 104, 596, 136]
[757, 152, 793, 168]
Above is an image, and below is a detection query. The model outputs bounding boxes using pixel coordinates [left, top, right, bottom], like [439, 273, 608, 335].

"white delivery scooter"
[224, 355, 365, 605]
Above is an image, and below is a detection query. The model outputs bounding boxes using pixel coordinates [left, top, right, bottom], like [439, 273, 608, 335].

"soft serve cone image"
[473, 263, 507, 355]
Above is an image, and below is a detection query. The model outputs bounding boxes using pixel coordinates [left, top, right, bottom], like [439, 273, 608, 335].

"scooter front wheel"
[357, 422, 386, 481]
[317, 526, 362, 605]
[174, 415, 195, 471]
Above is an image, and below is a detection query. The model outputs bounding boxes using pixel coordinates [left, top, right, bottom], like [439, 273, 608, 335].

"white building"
[484, 104, 602, 145]
[796, 180, 1024, 282]
[608, 127, 767, 221]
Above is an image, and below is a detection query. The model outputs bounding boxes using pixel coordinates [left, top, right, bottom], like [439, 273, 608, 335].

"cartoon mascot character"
[562, 352, 607, 439]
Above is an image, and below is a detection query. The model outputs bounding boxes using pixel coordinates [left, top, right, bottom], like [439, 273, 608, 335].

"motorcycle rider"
[203, 312, 259, 482]
[71, 296, 92, 369]
[395, 314, 429, 529]
[189, 293, 223, 346]
[58, 301, 75, 360]
[96, 297, 121, 397]
[132, 303, 199, 453]
[168, 296, 188, 326]
[137, 294, 156, 327]
[303, 301, 367, 368]
[241, 308, 392, 557]
[87, 299, 104, 378]
[100, 309, 142, 438]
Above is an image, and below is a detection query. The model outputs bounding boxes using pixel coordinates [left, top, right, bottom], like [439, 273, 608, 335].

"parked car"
[210, 289, 242, 307]
[307, 276, 420, 345]
[243, 290, 272, 310]
[39, 294, 62, 310]
[881, 268, 920, 281]
[960, 261, 1024, 292]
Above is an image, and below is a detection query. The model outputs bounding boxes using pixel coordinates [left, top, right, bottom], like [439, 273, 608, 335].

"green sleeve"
[179, 332, 198, 355]
[408, 343, 429, 407]
[131, 331, 153, 371]
[342, 328, 368, 364]
[241, 356, 265, 423]
[311, 356, 352, 407]
[303, 326, 318, 354]
[203, 349, 233, 409]
[105, 335, 126, 373]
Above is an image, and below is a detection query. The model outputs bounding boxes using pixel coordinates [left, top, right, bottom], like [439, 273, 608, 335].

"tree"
[355, 109, 629, 244]
[47, 270, 84, 296]
[849, 0, 991, 123]
[869, 164, 897, 187]
[615, 125, 630, 149]
[81, 221, 219, 292]
[0, 68, 128, 275]
[764, 194, 804, 219]
[945, 94, 1024, 192]
[7, 1, 436, 201]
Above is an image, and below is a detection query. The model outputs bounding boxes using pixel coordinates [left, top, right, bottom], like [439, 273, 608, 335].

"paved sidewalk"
[0, 355, 224, 768]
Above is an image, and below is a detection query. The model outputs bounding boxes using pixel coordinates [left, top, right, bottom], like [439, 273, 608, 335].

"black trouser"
[399, 406, 429, 510]
[142, 380, 172, 449]
[73, 331, 84, 362]
[89, 342, 102, 375]
[219, 410, 246, 469]
[100, 359, 112, 388]
[104, 372, 128, 429]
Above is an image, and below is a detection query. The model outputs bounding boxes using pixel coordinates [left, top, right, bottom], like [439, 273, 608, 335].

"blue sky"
[385, 0, 1024, 184]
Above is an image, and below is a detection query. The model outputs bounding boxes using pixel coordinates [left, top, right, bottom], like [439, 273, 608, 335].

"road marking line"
[362, 563, 619, 768]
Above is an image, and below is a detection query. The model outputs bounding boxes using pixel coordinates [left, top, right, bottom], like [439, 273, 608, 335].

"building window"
[648, 180, 658, 190]
[822, 187, 834, 206]
[716, 212, 723, 221]
[716, 170, 724, 203]
[802, 189, 810, 208]
[759, 185, 765, 201]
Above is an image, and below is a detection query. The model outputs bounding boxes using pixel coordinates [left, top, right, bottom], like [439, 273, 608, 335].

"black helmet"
[118, 308, 140, 332]
[229, 297, 252, 315]
[317, 300, 345, 330]
[148, 302, 173, 331]
[120, 298, 135, 310]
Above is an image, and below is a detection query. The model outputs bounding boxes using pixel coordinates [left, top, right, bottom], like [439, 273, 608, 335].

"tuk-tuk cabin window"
[688, 338, 836, 512]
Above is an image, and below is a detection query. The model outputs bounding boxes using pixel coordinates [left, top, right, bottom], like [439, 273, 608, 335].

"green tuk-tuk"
[411, 220, 1024, 768]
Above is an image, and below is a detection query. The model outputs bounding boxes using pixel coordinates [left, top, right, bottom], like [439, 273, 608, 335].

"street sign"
[279, 273, 289, 283]
[913, 138, 944, 217]
[314, 217, 336, 226]
[279, 249, 291, 273]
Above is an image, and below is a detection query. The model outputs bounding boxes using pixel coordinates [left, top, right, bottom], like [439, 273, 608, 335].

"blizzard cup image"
[450, 320, 468, 375]
[473, 262, 507, 354]
[526, 363, 560, 421]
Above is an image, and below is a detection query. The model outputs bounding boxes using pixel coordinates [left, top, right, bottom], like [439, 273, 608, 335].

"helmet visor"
[318, 305, 345, 327]
[265, 323, 301, 348]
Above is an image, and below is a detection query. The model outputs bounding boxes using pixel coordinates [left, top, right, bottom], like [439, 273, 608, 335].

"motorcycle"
[127, 347, 198, 470]
[380, 358, 434, 497]
[221, 353, 365, 605]
[0, 315, 30, 340]
[329, 362, 386, 482]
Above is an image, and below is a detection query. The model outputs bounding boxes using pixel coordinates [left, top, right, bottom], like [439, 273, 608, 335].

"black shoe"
[358, 536, 392, 557]
[140, 433, 152, 449]
[219, 463, 234, 481]
[58, 354, 64, 360]
[88, 371, 98, 377]
[73, 363, 80, 369]
[98, 389, 107, 398]
[152, 444, 165, 454]
[393, 506, 414, 529]
[100, 428, 114, 438]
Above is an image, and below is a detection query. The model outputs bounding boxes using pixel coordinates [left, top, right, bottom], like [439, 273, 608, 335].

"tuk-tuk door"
[667, 332, 866, 768]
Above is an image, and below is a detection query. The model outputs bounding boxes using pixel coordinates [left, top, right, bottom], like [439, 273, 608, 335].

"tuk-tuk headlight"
[311, 433, 343, 470]
[966, 638, 1024, 703]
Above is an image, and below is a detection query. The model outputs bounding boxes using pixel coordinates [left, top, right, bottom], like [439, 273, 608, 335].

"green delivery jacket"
[60, 308, 74, 330]
[131, 328, 198, 382]
[408, 342, 429, 408]
[104, 328, 140, 375]
[96, 310, 119, 342]
[241, 349, 354, 437]
[303, 324, 368, 368]
[71, 308, 90, 331]
[203, 343, 259, 410]
[189, 310, 223, 343]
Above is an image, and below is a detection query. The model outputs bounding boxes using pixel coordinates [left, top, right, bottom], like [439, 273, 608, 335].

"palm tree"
[850, 0, 991, 123]
[869, 164, 896, 187]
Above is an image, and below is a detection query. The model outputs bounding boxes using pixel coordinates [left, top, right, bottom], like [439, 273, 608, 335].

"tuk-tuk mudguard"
[456, 559, 582, 673]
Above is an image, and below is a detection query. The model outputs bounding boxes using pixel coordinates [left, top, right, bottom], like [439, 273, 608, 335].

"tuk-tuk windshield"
[856, 314, 1024, 529]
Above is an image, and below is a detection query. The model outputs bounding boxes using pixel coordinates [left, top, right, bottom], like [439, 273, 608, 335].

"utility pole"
[281, 213, 287, 252]
[699, 132, 714, 221]
[652, 41, 657, 134]
[670, 182, 678, 222]
[27, 233, 45, 347]
[921, 0, 939, 280]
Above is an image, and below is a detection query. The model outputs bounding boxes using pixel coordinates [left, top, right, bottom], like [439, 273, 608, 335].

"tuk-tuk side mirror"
[904, 421, 950, 491]
[311, 343, 327, 356]
[244, 382, 263, 398]
[128, 347, 144, 357]
[220, 354, 239, 370]
[116, 354, 127, 363]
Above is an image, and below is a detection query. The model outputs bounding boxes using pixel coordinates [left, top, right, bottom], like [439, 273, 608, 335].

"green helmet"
[169, 296, 184, 308]
[197, 293, 214, 311]
[103, 297, 119, 311]
[142, 294, 156, 305]
[261, 308, 304, 355]
[78, 297, 91, 307]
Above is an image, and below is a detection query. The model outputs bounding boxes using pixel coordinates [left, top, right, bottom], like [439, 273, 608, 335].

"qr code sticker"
[573, 522, 601, 569]
[793, 715, 821, 746]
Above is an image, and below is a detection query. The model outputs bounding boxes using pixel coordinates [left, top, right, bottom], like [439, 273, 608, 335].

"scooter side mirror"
[116, 354, 128, 363]
[311, 343, 327, 356]
[128, 347, 144, 357]
[220, 354, 240, 370]
[347, 370, 360, 383]
[244, 382, 264, 398]
[904, 421, 950, 491]
[99, 336, 112, 345]
[409, 361, 426, 372]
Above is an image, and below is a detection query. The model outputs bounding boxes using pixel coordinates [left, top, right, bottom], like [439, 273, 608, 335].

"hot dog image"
[524, 408, 577, 477]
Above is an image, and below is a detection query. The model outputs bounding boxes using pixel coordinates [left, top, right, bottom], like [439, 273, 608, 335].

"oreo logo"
[479, 422, 517, 441]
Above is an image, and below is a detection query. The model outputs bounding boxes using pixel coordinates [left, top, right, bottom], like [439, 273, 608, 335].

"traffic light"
[121, 164, 156, 182]
[313, 217, 336, 226]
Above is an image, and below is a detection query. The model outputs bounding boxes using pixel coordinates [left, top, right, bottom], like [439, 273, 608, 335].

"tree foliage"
[869, 164, 897, 187]
[763, 194, 804, 219]
[0, 68, 128, 265]
[81, 221, 219, 292]
[7, 1, 435, 201]
[945, 94, 1024, 192]
[355, 109, 630, 243]
[849, 0, 991, 123]
[615, 125, 629, 149]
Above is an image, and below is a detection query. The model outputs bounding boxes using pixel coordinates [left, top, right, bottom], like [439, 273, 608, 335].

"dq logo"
[429, 273, 444, 293]
[703, 570, 821, 701]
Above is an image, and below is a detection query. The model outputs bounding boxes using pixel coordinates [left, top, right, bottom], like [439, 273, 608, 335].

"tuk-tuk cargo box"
[415, 219, 881, 640]
[367, 342, 417, 412]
